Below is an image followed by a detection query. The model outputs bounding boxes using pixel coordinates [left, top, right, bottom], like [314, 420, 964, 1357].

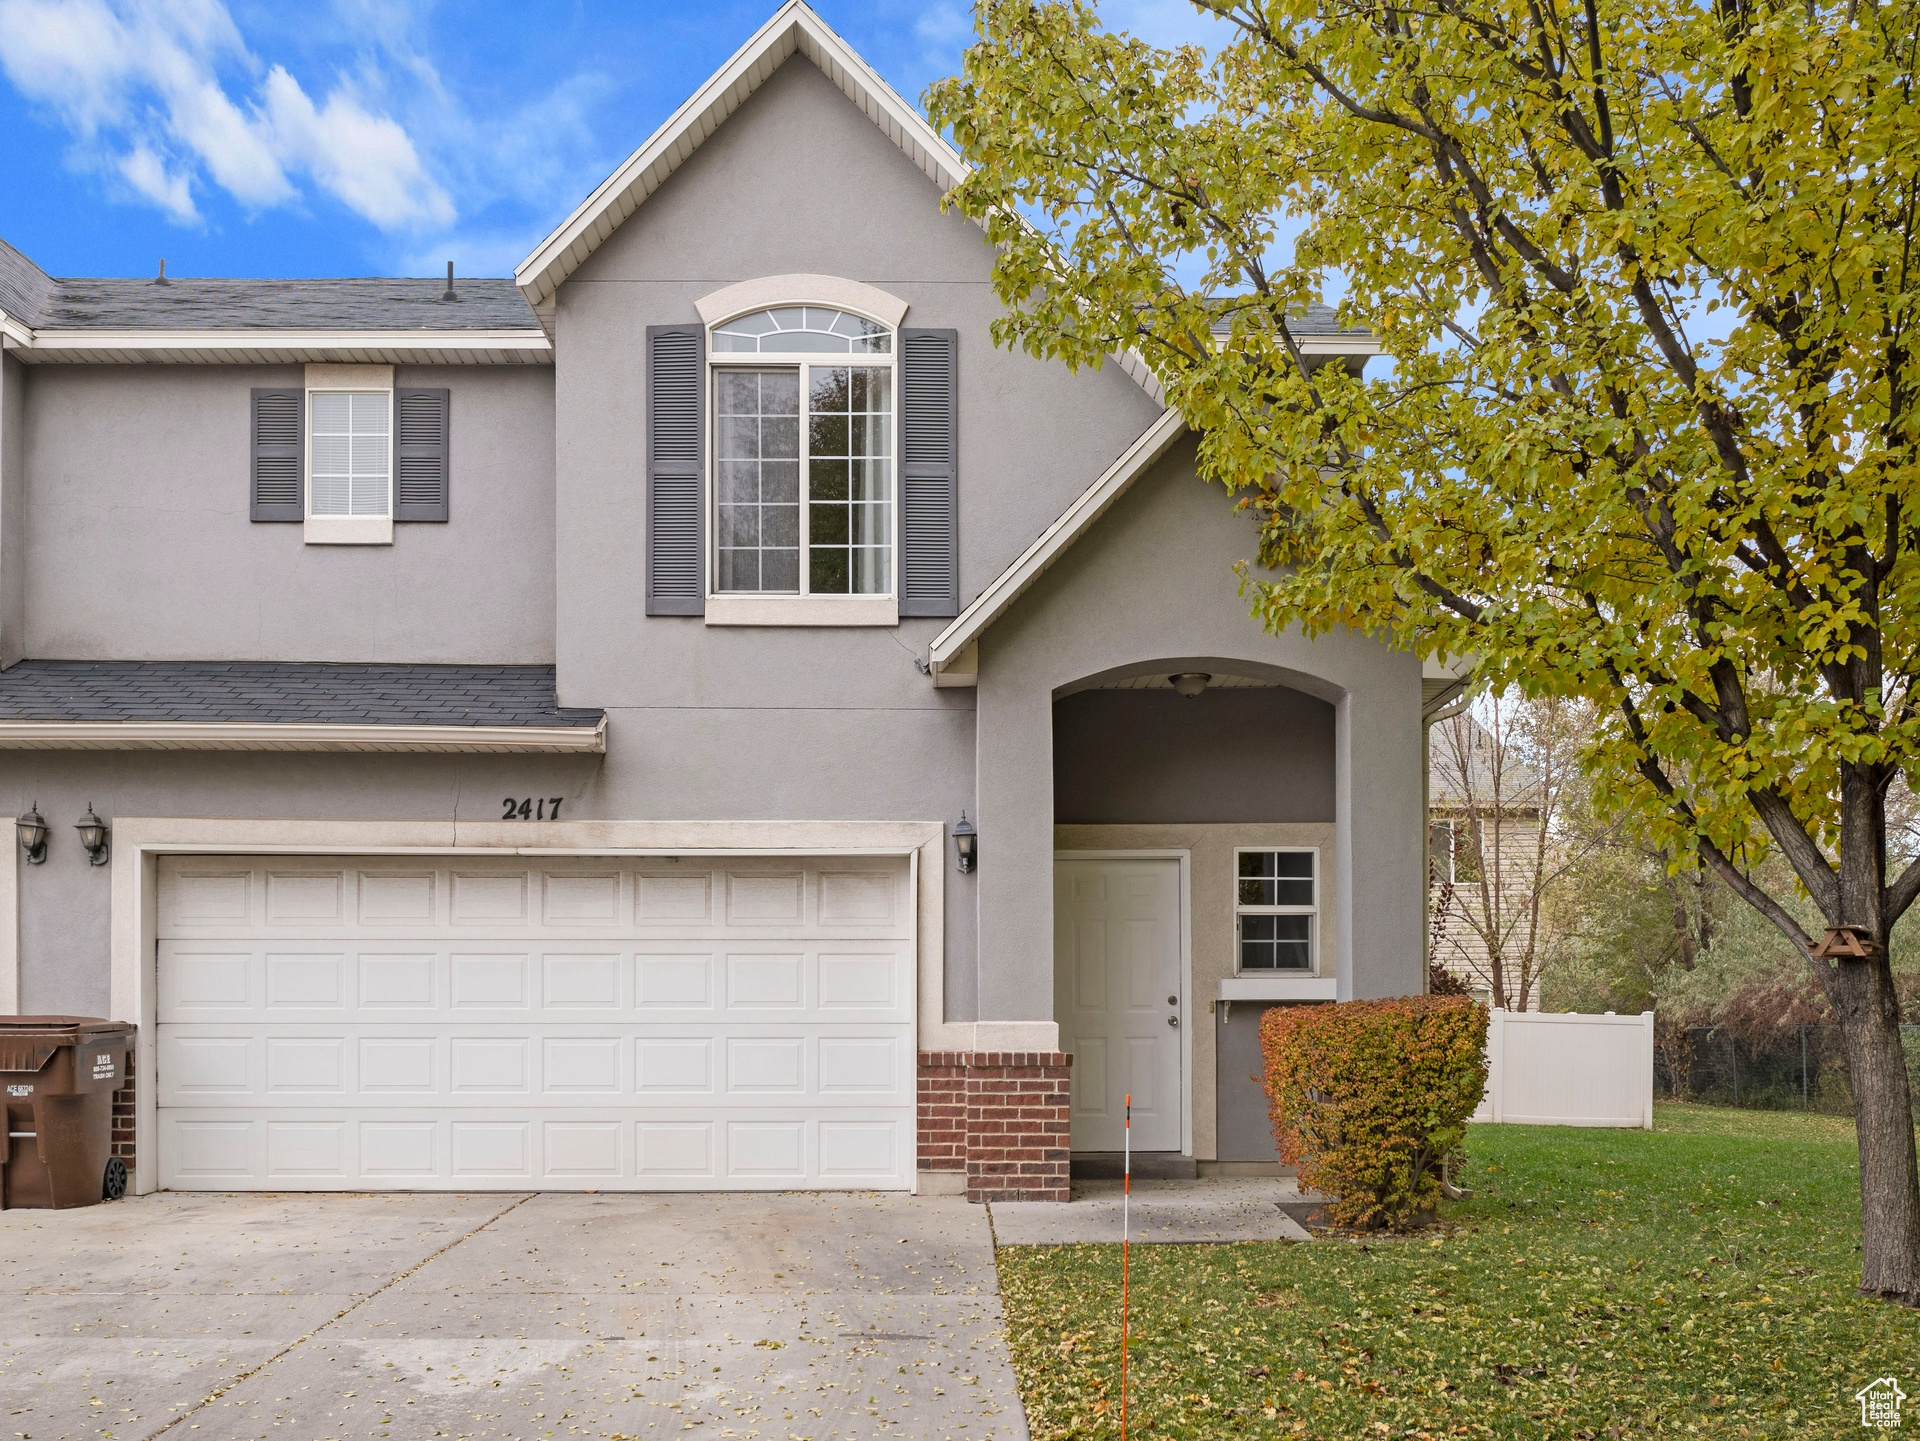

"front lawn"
[996, 1104, 1920, 1438]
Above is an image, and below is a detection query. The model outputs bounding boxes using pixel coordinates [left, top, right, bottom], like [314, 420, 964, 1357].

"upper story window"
[709, 305, 894, 599]
[713, 306, 891, 355]
[1235, 847, 1318, 973]
[249, 364, 449, 542]
[310, 391, 391, 519]
[300, 364, 396, 545]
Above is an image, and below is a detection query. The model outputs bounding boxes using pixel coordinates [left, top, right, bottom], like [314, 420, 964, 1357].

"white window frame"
[694, 277, 909, 627]
[1233, 845, 1320, 976]
[303, 363, 393, 545]
[1428, 818, 1455, 884]
[1430, 815, 1483, 884]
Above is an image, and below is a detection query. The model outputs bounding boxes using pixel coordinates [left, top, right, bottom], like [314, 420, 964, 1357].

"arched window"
[712, 306, 891, 355]
[708, 305, 894, 597]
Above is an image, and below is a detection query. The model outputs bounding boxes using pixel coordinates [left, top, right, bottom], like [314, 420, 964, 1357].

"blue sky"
[0, 0, 1221, 282]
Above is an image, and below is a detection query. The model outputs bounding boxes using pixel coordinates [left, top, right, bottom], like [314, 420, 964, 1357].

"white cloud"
[116, 143, 197, 221]
[262, 66, 452, 230]
[0, 0, 147, 131]
[0, 0, 448, 231]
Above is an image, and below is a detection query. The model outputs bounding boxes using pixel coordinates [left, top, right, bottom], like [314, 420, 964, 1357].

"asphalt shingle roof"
[0, 661, 602, 728]
[1209, 301, 1371, 340]
[0, 237, 538, 333]
[0, 237, 56, 328]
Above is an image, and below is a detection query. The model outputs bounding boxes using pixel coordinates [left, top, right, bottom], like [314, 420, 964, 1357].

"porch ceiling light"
[75, 805, 110, 866]
[16, 804, 49, 865]
[1170, 672, 1212, 698]
[953, 811, 977, 873]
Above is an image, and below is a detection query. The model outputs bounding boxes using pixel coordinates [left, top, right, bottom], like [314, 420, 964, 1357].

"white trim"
[696, 275, 909, 329]
[1422, 652, 1476, 717]
[707, 343, 899, 614]
[931, 641, 976, 688]
[709, 350, 894, 366]
[108, 816, 954, 1195]
[306, 362, 393, 390]
[929, 407, 1188, 672]
[1053, 847, 1193, 1156]
[1233, 844, 1321, 977]
[0, 721, 608, 753]
[5, 329, 550, 365]
[705, 594, 898, 627]
[305, 370, 393, 533]
[1302, 335, 1382, 356]
[303, 515, 393, 546]
[1218, 976, 1338, 1002]
[514, 2, 966, 311]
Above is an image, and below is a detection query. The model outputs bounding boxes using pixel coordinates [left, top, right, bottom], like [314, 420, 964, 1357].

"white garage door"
[155, 854, 916, 1191]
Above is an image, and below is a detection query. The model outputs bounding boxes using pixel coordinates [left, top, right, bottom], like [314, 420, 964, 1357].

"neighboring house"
[1427, 713, 1552, 1008]
[0, 2, 1427, 1204]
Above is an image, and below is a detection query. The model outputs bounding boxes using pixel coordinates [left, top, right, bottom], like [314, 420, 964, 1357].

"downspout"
[1420, 681, 1475, 993]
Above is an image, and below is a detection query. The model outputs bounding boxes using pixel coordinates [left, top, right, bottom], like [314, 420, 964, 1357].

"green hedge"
[1261, 995, 1488, 1228]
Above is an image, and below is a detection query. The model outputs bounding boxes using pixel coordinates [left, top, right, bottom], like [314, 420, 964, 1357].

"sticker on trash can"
[92, 1053, 117, 1081]
[6, 1083, 30, 1097]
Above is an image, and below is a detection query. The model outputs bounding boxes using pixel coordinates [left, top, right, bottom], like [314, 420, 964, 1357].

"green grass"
[995, 1105, 1920, 1439]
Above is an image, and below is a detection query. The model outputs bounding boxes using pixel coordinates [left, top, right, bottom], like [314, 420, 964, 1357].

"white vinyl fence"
[1472, 1010, 1655, 1128]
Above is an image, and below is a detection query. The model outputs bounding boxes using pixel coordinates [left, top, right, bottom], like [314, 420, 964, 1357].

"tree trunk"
[1662, 869, 1698, 970]
[1830, 949, 1920, 1303]
[1828, 764, 1920, 1303]
[1694, 872, 1713, 957]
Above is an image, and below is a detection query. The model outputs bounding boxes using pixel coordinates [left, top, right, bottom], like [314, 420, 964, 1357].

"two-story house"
[0, 1, 1425, 1204]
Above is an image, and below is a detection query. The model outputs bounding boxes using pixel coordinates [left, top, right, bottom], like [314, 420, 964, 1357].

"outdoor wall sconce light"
[16, 805, 49, 864]
[952, 811, 977, 873]
[1170, 672, 1212, 698]
[75, 805, 110, 866]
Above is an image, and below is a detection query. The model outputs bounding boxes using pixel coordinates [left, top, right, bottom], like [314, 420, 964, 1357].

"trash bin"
[1, 1016, 137, 1210]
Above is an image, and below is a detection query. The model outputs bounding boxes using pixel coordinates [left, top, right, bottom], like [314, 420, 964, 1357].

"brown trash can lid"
[0, 1015, 137, 1074]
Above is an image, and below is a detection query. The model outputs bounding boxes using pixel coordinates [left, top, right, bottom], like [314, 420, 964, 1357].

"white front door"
[1054, 858, 1183, 1151]
[154, 854, 915, 1192]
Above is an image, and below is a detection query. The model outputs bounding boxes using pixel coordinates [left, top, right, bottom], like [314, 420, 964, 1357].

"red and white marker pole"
[1121, 1091, 1131, 1441]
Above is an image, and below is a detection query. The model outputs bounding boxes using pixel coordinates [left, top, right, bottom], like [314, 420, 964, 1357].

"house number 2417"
[502, 797, 564, 820]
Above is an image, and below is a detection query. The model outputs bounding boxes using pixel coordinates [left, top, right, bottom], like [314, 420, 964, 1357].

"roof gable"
[929, 408, 1190, 675]
[514, 1, 965, 317]
[0, 237, 56, 330]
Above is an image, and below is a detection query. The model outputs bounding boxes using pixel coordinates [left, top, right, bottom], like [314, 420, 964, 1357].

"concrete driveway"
[0, 1191, 1028, 1441]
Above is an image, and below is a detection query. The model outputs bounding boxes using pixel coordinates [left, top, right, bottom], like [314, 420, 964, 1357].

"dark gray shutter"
[394, 388, 450, 522]
[250, 387, 303, 522]
[647, 324, 704, 615]
[899, 329, 958, 616]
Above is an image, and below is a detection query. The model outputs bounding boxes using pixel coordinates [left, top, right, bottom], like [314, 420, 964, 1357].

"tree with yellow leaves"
[929, 0, 1920, 1301]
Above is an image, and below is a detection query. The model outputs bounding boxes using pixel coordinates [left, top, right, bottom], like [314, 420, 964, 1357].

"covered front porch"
[1051, 664, 1342, 1182]
[917, 427, 1427, 1203]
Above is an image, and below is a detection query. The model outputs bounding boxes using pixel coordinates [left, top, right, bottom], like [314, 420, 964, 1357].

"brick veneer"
[916, 1053, 969, 1174]
[112, 1052, 135, 1175]
[918, 1051, 1072, 1203]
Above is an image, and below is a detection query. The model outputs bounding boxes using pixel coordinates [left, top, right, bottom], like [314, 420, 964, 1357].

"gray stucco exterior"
[19, 363, 554, 663]
[1, 353, 24, 669]
[973, 433, 1425, 1022]
[1053, 687, 1338, 826]
[540, 56, 1170, 1019]
[0, 21, 1426, 1172]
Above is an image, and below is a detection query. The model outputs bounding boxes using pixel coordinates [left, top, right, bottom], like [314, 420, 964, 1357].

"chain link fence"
[1656, 1023, 1920, 1116]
